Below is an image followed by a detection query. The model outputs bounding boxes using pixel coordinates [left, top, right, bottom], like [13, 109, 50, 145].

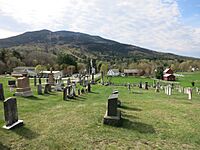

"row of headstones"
[103, 90, 122, 126]
[63, 83, 91, 100]
[164, 85, 193, 100]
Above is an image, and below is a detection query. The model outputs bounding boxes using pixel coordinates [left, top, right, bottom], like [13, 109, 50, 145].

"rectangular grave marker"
[3, 97, 23, 129]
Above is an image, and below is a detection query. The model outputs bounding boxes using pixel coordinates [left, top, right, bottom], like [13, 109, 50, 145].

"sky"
[0, 0, 200, 58]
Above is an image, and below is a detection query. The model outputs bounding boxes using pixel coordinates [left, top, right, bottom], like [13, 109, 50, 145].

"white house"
[107, 69, 120, 76]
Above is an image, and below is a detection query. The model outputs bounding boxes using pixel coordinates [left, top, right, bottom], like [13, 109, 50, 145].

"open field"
[0, 75, 200, 150]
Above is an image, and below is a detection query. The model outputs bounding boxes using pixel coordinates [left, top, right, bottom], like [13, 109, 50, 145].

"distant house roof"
[163, 68, 172, 74]
[124, 69, 140, 74]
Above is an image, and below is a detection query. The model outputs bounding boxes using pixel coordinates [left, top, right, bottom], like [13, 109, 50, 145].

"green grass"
[0, 75, 200, 149]
[176, 72, 200, 87]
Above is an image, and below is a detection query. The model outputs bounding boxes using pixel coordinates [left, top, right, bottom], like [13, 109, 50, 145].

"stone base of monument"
[3, 120, 23, 130]
[15, 91, 33, 97]
[103, 110, 122, 126]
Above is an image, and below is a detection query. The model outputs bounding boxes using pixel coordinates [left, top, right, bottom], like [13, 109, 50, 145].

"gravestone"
[78, 89, 80, 95]
[63, 87, 67, 100]
[139, 82, 142, 88]
[15, 77, 33, 97]
[2, 97, 23, 129]
[128, 83, 131, 90]
[144, 82, 148, 90]
[72, 84, 76, 97]
[39, 77, 42, 85]
[8, 80, 16, 87]
[48, 72, 54, 85]
[188, 88, 192, 100]
[44, 84, 50, 94]
[103, 94, 122, 126]
[34, 76, 37, 86]
[0, 83, 5, 101]
[66, 85, 73, 99]
[88, 83, 91, 92]
[37, 84, 43, 95]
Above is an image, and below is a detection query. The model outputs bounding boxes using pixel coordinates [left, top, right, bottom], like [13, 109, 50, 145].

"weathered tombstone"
[44, 84, 50, 94]
[72, 84, 76, 97]
[15, 77, 33, 97]
[128, 83, 131, 91]
[188, 88, 192, 100]
[88, 83, 91, 92]
[144, 82, 148, 90]
[103, 94, 122, 126]
[191, 82, 195, 87]
[81, 88, 85, 94]
[63, 87, 67, 100]
[66, 85, 73, 99]
[48, 72, 54, 85]
[37, 84, 43, 95]
[39, 77, 42, 85]
[0, 83, 5, 101]
[78, 89, 80, 95]
[34, 76, 37, 86]
[8, 80, 16, 87]
[139, 82, 142, 88]
[3, 97, 23, 129]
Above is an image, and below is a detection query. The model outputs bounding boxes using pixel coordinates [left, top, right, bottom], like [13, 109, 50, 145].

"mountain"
[0, 29, 195, 61]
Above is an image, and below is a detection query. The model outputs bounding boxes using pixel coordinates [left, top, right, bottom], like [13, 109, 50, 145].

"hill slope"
[0, 29, 194, 60]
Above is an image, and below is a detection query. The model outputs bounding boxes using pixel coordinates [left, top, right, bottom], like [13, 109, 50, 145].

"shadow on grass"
[13, 126, 39, 140]
[122, 113, 139, 120]
[0, 142, 10, 150]
[121, 118, 156, 134]
[132, 91, 143, 94]
[25, 96, 43, 100]
[120, 105, 142, 111]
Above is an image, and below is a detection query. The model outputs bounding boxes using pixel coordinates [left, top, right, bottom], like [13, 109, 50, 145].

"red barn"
[163, 68, 176, 81]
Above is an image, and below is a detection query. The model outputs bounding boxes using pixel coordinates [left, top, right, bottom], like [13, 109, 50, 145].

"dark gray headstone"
[39, 78, 42, 85]
[107, 94, 118, 116]
[0, 83, 5, 101]
[3, 97, 23, 129]
[44, 84, 49, 94]
[144, 82, 148, 90]
[88, 83, 91, 92]
[37, 84, 42, 95]
[78, 89, 80, 95]
[139, 82, 142, 88]
[34, 76, 37, 86]
[63, 87, 67, 100]
[8, 80, 16, 87]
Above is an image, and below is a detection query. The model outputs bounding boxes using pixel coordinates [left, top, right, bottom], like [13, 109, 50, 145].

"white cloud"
[0, 29, 21, 39]
[0, 0, 199, 57]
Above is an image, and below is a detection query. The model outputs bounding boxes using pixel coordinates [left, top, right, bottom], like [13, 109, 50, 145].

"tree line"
[0, 48, 200, 75]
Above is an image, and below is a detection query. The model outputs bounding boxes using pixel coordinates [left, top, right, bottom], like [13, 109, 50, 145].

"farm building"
[12, 66, 37, 77]
[124, 69, 145, 76]
[163, 68, 176, 81]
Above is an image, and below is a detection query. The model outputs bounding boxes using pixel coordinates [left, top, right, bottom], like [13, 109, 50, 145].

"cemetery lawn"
[1, 76, 200, 149]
